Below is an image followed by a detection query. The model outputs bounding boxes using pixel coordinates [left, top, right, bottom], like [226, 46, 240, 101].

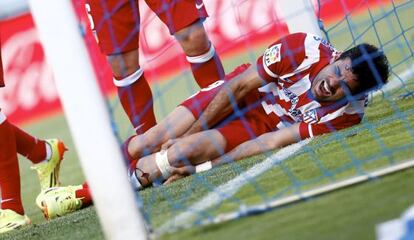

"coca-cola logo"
[0, 29, 57, 115]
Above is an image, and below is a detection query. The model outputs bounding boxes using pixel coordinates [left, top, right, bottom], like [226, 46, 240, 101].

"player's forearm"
[212, 135, 276, 167]
[212, 124, 301, 167]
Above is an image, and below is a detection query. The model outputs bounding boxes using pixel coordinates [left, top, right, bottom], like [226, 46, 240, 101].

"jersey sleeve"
[299, 113, 362, 139]
[256, 32, 307, 82]
[298, 100, 366, 139]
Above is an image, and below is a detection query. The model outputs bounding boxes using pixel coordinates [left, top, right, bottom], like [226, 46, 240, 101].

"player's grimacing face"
[311, 57, 359, 102]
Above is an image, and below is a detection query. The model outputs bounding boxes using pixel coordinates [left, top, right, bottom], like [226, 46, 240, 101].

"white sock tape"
[113, 67, 144, 87]
[155, 151, 172, 180]
[186, 44, 215, 64]
[195, 161, 212, 173]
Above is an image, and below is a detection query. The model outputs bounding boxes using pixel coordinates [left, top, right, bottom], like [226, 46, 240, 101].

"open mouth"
[319, 80, 332, 96]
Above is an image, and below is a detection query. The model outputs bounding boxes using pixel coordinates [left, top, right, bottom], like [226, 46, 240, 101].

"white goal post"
[278, 0, 322, 35]
[27, 0, 148, 239]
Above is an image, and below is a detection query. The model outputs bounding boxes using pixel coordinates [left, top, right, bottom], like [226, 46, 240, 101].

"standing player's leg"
[11, 125, 68, 191]
[87, 0, 156, 134]
[176, 21, 225, 88]
[145, 0, 225, 88]
[0, 50, 30, 233]
[0, 115, 24, 216]
[0, 113, 31, 233]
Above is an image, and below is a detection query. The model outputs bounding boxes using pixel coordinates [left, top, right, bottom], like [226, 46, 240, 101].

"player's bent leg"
[111, 50, 156, 134]
[167, 129, 226, 166]
[0, 209, 31, 234]
[127, 106, 197, 159]
[175, 22, 225, 88]
[130, 129, 226, 188]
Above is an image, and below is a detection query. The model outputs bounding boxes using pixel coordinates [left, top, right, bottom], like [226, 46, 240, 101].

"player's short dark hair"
[339, 43, 390, 95]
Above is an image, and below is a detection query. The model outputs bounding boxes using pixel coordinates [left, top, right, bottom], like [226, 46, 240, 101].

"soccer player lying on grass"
[0, 48, 68, 233]
[123, 33, 390, 187]
[36, 32, 390, 219]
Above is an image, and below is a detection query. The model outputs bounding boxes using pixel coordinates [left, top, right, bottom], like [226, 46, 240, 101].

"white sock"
[43, 142, 52, 162]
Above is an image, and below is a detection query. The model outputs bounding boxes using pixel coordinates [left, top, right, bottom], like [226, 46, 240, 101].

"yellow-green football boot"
[0, 209, 31, 234]
[36, 185, 83, 220]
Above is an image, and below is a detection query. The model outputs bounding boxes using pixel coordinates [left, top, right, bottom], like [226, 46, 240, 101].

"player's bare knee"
[176, 24, 210, 56]
[108, 50, 140, 79]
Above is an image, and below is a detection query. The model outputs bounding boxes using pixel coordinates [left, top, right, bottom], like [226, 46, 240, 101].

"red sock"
[12, 124, 46, 164]
[188, 47, 225, 88]
[0, 120, 24, 215]
[75, 183, 93, 207]
[115, 71, 156, 135]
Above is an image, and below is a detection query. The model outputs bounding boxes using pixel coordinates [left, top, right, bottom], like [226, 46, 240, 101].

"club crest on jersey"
[303, 109, 319, 124]
[264, 43, 282, 67]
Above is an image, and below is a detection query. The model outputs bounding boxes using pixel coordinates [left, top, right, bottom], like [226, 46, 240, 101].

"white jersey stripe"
[258, 82, 279, 96]
[280, 34, 321, 79]
[287, 74, 312, 96]
[318, 100, 365, 123]
[261, 100, 288, 117]
[308, 124, 314, 138]
[298, 101, 321, 114]
[277, 87, 289, 102]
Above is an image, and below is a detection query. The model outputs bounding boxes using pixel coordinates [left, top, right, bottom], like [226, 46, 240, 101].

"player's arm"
[211, 123, 301, 167]
[184, 65, 264, 135]
[165, 124, 302, 184]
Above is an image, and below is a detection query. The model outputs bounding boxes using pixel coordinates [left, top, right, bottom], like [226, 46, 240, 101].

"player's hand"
[163, 165, 195, 185]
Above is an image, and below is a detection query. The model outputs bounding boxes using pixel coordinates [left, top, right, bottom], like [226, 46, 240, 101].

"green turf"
[161, 167, 414, 240]
[3, 1, 414, 239]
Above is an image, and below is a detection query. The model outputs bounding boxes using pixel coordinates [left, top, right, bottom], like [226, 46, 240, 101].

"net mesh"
[0, 0, 411, 238]
[82, 0, 414, 234]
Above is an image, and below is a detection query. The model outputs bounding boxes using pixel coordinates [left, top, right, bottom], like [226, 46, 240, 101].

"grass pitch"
[2, 1, 414, 239]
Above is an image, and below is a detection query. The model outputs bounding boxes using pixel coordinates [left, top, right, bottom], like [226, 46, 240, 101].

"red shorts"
[181, 64, 278, 152]
[87, 0, 208, 54]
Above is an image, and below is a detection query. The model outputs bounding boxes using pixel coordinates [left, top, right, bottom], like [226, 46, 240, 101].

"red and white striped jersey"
[256, 32, 366, 139]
